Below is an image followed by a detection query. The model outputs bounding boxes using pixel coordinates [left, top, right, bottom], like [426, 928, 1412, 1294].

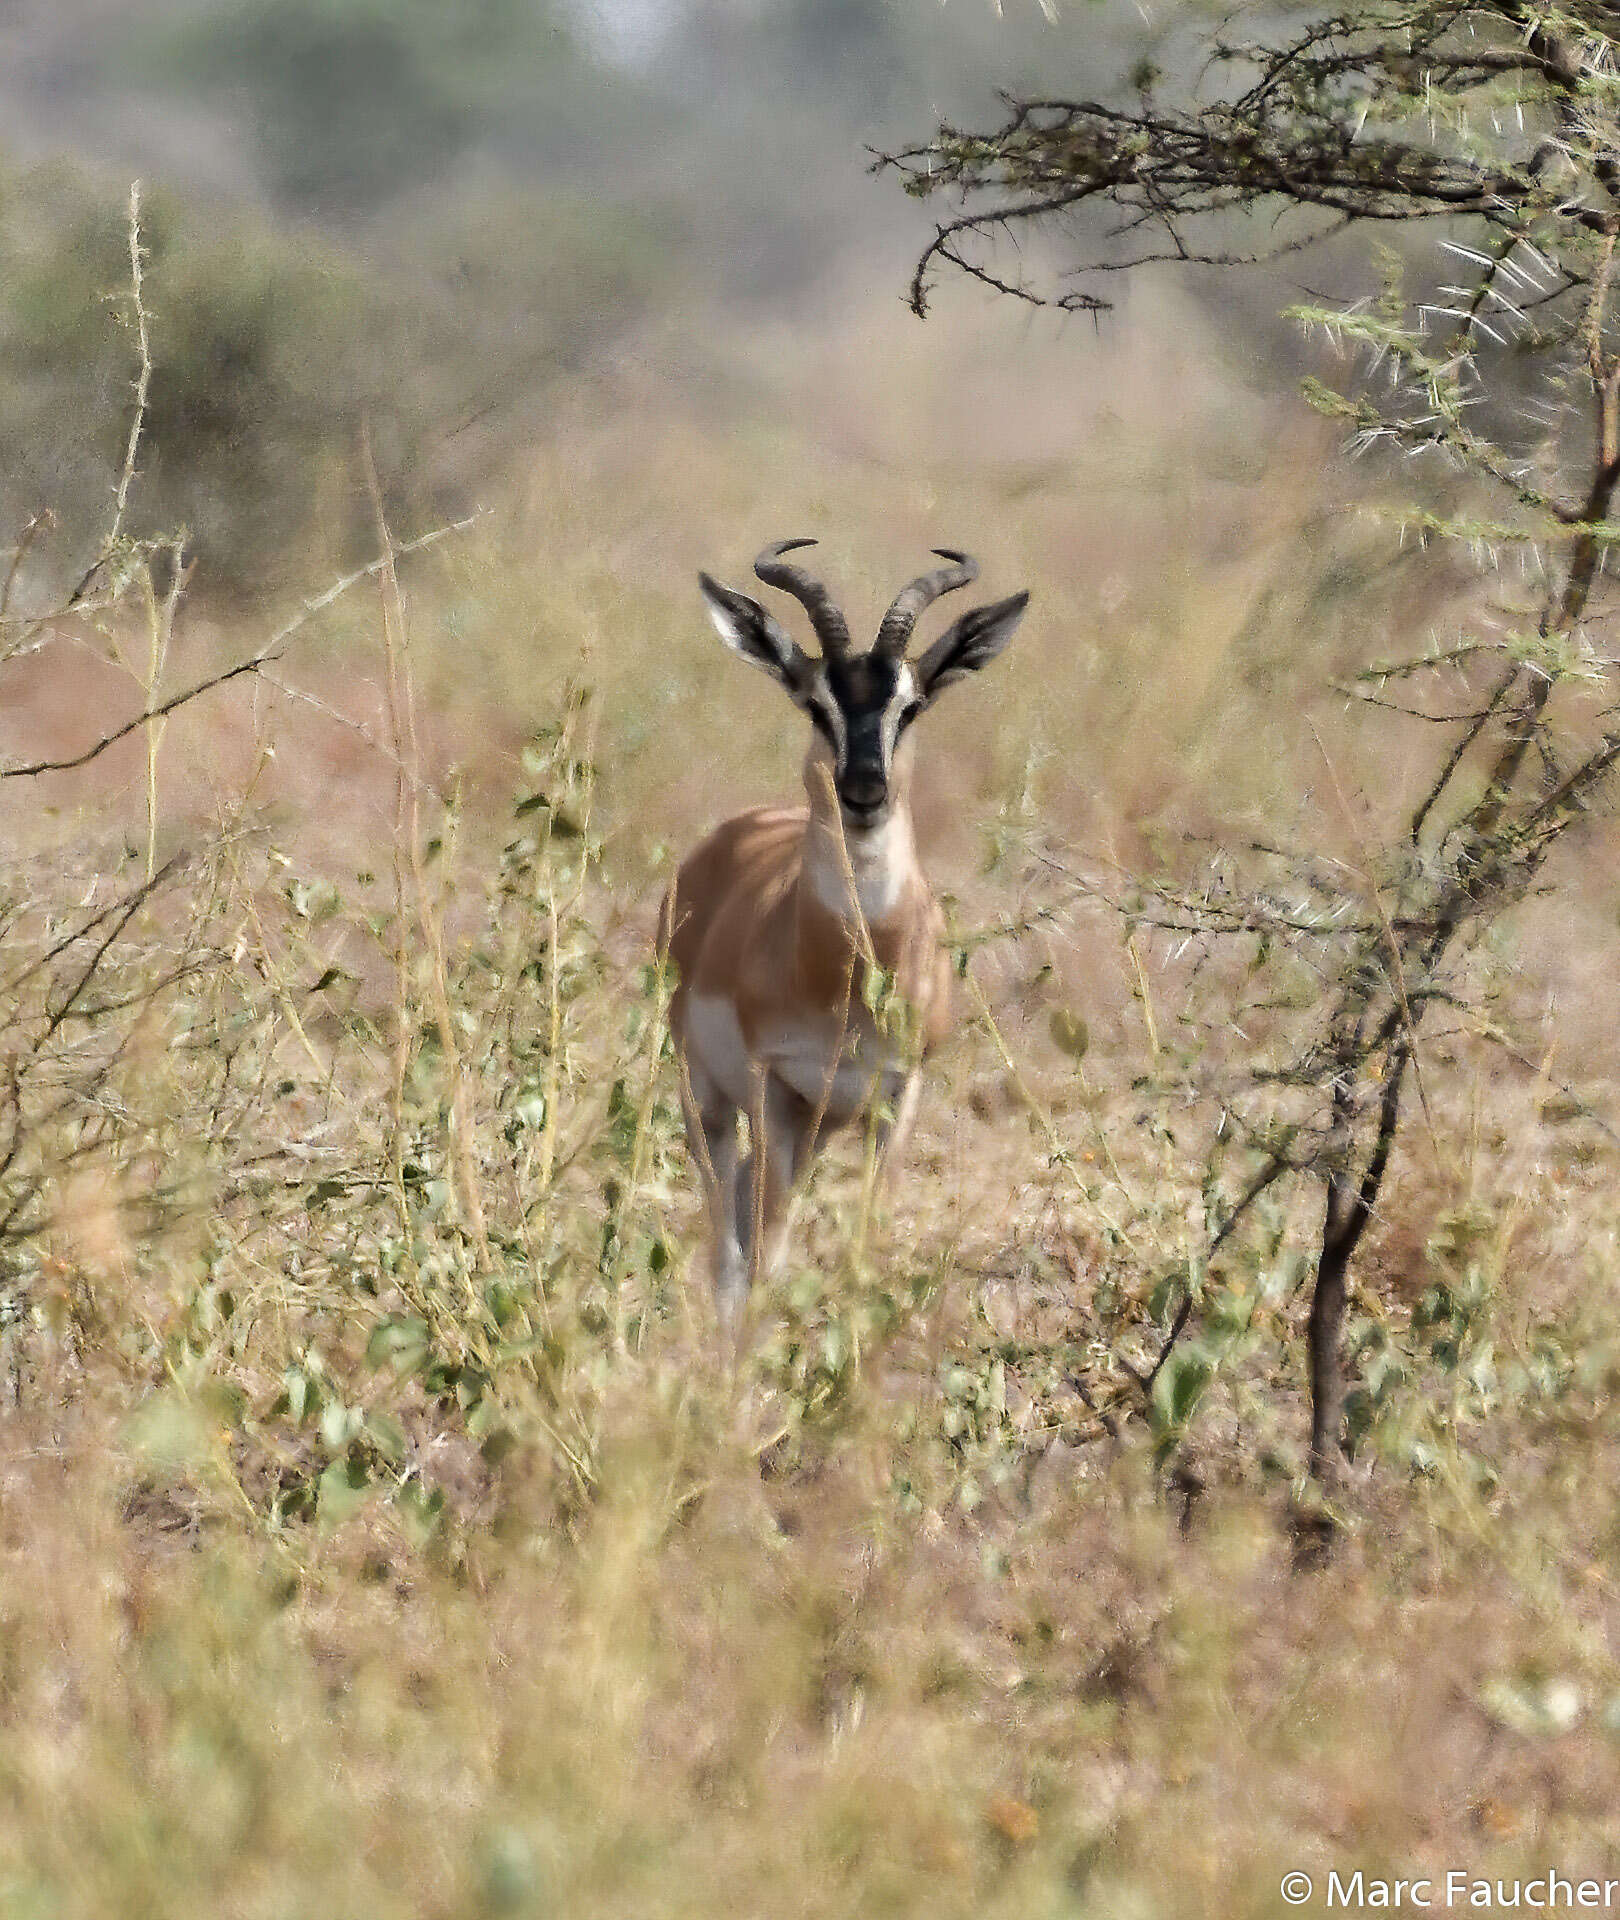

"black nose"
[840, 771, 886, 812]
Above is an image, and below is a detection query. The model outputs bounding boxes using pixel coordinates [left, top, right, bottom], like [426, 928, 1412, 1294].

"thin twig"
[0, 516, 480, 781]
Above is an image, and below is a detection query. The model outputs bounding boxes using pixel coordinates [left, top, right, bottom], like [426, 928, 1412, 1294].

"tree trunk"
[1307, 1202, 1354, 1484]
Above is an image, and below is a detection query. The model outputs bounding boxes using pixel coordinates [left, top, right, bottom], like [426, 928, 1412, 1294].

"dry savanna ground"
[4, 281, 1620, 1918]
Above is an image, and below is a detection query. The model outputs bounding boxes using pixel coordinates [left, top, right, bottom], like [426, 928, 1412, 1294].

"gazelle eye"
[896, 700, 924, 732]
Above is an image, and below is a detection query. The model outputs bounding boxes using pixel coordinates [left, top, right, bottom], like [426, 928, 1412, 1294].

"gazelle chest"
[801, 797, 920, 929]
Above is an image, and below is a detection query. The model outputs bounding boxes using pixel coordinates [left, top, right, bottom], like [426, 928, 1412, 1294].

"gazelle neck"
[800, 738, 922, 931]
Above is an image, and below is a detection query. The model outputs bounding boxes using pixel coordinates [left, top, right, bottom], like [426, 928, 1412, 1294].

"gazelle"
[659, 539, 1029, 1319]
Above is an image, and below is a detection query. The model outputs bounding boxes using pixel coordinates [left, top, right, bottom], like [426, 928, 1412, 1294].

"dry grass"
[3, 284, 1620, 1920]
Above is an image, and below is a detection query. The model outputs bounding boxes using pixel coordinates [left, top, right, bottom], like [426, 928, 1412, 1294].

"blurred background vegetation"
[0, 0, 1361, 850]
[0, 0, 1137, 590]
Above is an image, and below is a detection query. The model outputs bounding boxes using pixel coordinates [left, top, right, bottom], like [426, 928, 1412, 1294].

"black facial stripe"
[829, 692, 903, 733]
[826, 655, 900, 714]
[815, 654, 921, 804]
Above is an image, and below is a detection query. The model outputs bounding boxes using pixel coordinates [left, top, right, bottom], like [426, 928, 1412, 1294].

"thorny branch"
[888, 2, 1620, 1491]
[0, 516, 480, 781]
[879, 5, 1620, 318]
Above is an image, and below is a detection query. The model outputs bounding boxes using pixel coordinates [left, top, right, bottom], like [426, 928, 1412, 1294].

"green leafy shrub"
[0, 163, 674, 589]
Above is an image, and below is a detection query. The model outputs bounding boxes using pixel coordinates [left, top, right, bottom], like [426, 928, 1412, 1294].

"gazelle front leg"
[742, 1070, 818, 1294]
[679, 1058, 748, 1319]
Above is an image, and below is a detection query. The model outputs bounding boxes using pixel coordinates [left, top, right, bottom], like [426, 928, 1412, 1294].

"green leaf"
[365, 1412, 408, 1465]
[320, 1400, 361, 1452]
[1150, 1345, 1214, 1438]
[317, 1455, 371, 1526]
[282, 1365, 318, 1424]
[394, 1483, 445, 1550]
[367, 1316, 431, 1374]
[1048, 1007, 1090, 1060]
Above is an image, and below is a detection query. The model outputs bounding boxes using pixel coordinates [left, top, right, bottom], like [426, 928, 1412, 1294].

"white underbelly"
[683, 996, 915, 1125]
[762, 1021, 911, 1126]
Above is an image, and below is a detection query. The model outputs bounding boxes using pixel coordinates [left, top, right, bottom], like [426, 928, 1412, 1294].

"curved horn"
[874, 549, 980, 659]
[753, 538, 852, 661]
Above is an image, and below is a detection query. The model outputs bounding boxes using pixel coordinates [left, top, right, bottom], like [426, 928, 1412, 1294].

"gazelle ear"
[913, 591, 1030, 702]
[698, 573, 812, 695]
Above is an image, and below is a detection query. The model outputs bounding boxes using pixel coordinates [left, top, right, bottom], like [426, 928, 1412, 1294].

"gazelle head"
[698, 540, 1030, 831]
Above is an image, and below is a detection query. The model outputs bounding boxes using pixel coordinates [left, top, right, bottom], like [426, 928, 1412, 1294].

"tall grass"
[3, 244, 1620, 1918]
